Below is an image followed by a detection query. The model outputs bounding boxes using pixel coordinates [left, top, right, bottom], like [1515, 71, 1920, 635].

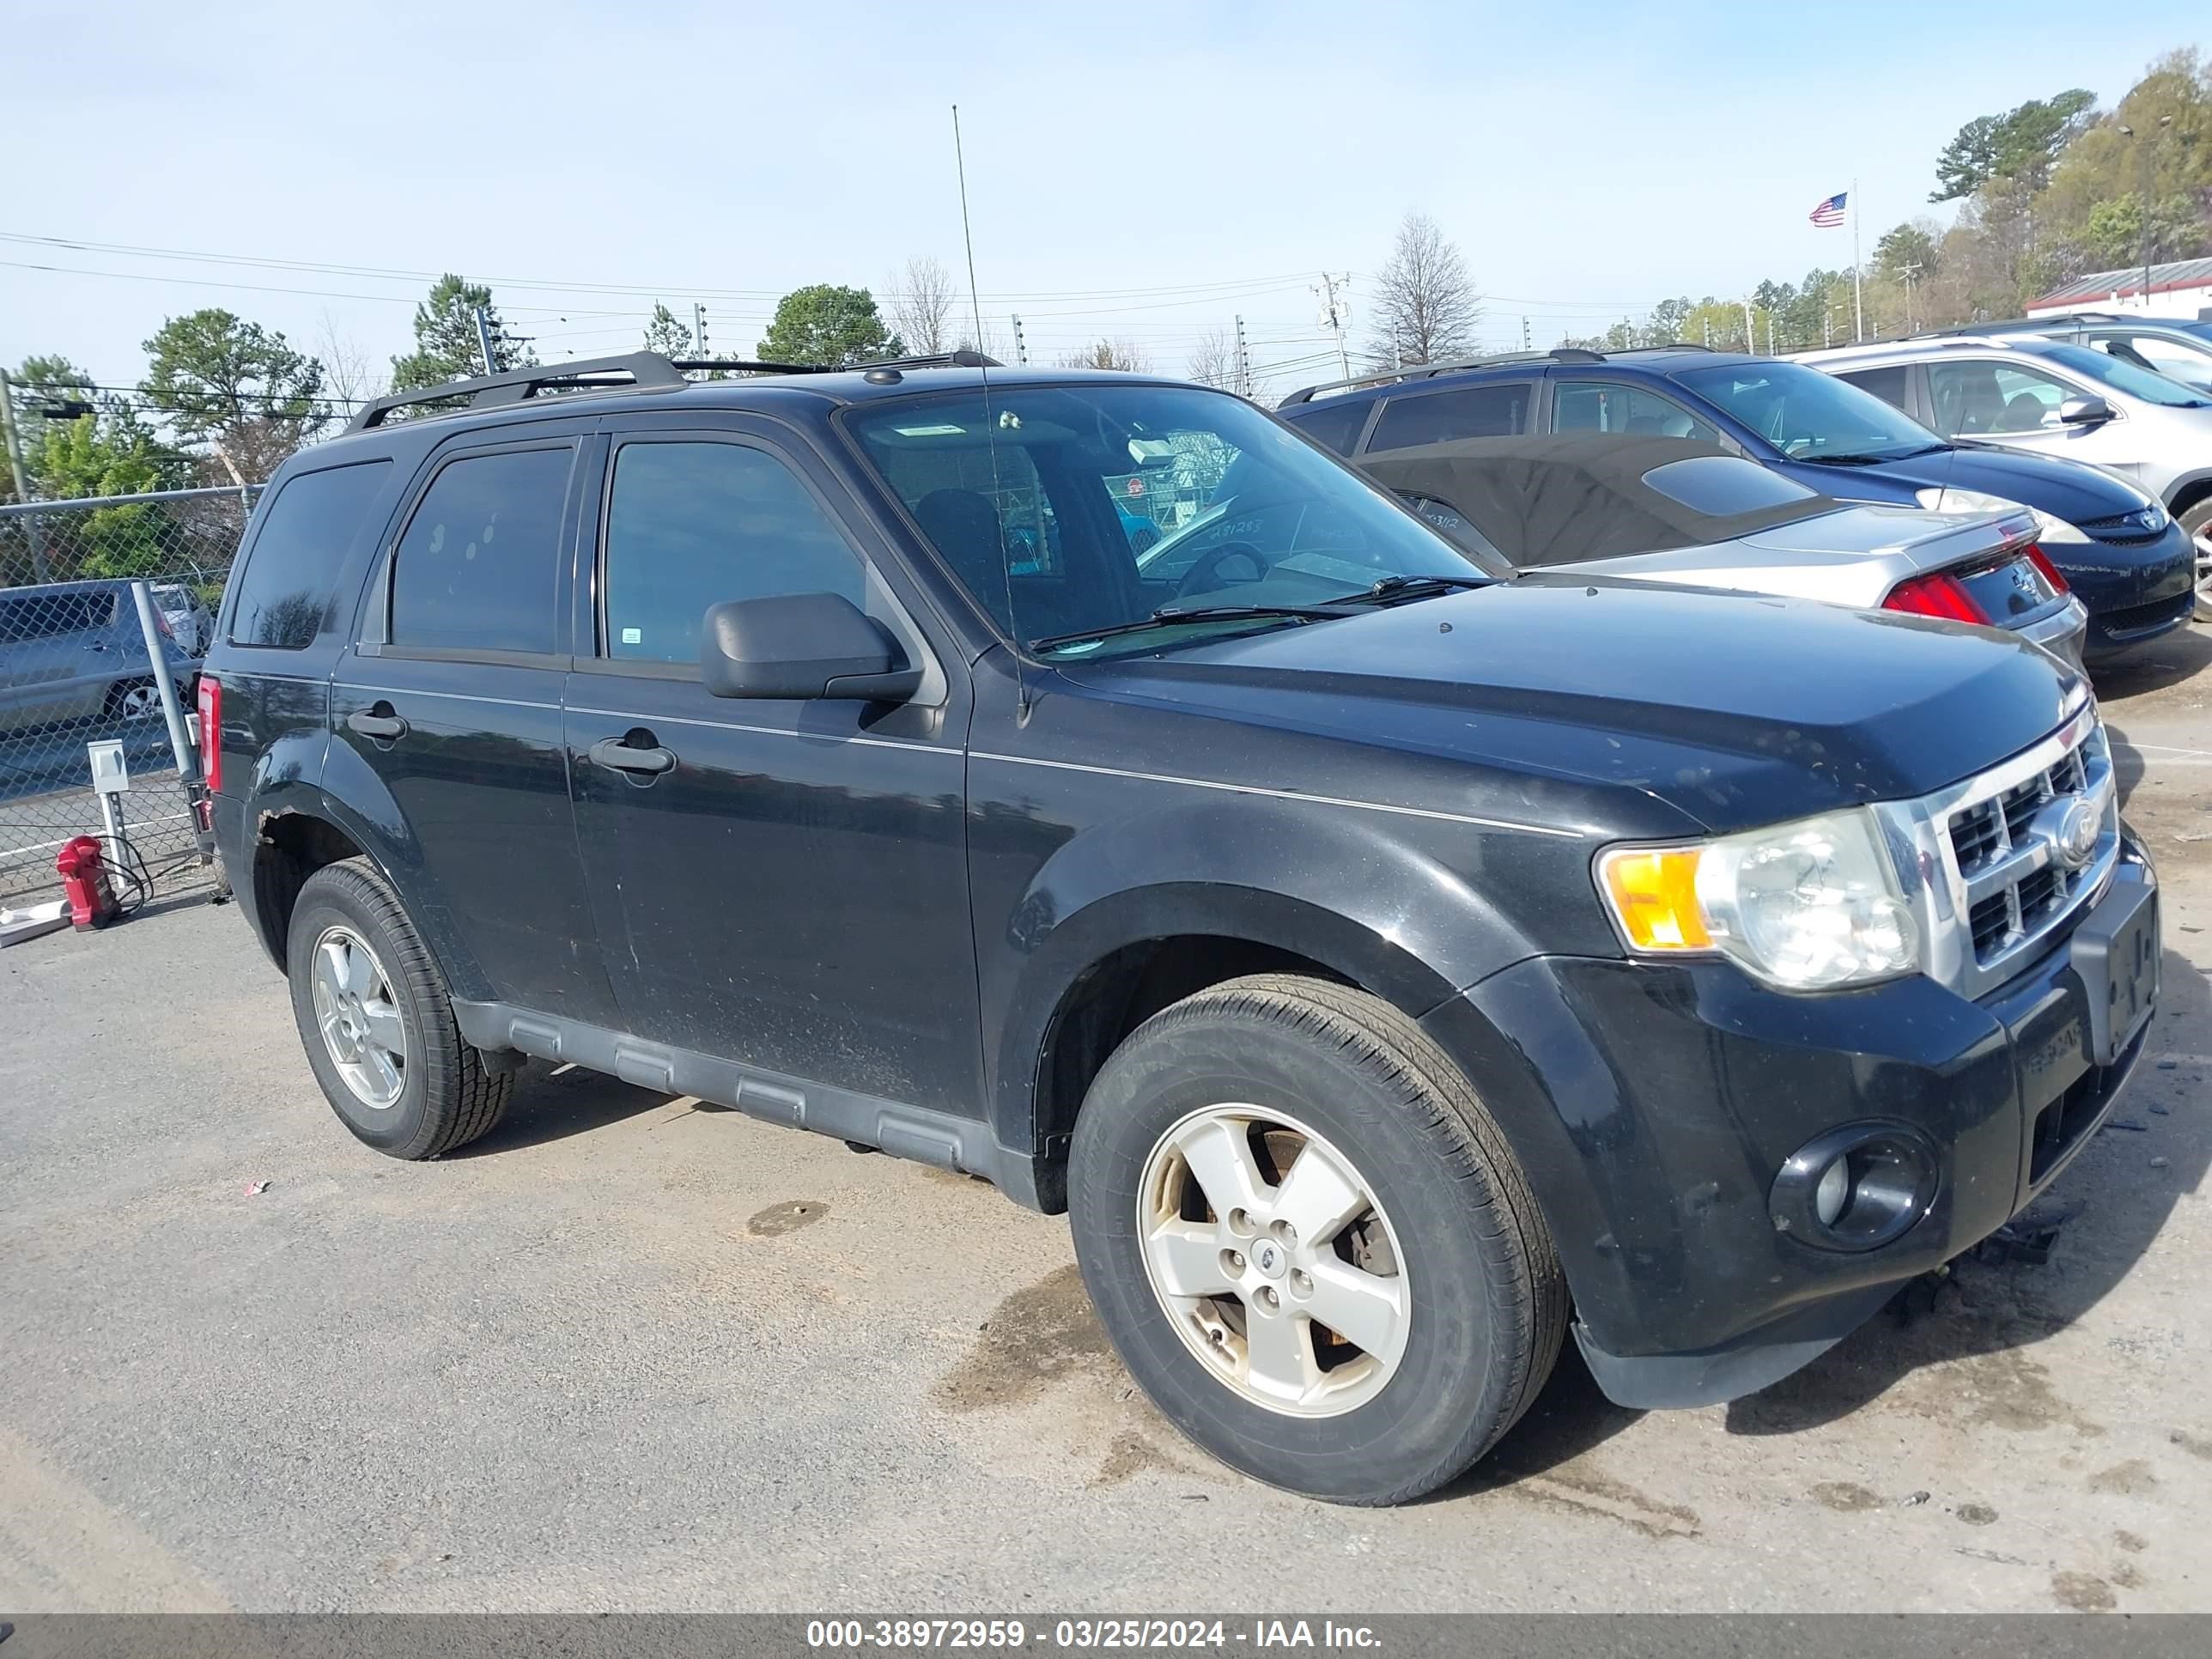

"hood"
[1802, 442, 2153, 520]
[1542, 504, 2035, 607]
[1060, 582, 2081, 833]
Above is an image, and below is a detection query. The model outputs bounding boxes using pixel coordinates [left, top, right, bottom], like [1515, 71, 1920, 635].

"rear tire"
[286, 860, 512, 1159]
[103, 678, 161, 722]
[1068, 973, 1565, 1504]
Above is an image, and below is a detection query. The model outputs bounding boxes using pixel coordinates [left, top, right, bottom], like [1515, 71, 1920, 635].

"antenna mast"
[952, 105, 1027, 715]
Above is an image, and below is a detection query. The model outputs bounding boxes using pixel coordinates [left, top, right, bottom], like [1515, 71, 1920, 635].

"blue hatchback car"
[1278, 347, 2196, 660]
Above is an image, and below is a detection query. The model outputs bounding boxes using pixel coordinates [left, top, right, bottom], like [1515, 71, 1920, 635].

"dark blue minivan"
[1279, 347, 2197, 660]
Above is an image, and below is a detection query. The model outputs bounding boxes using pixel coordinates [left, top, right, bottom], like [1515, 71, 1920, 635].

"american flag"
[1809, 191, 1848, 228]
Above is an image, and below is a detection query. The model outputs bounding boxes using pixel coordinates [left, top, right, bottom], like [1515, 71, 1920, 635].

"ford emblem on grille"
[2039, 795, 2103, 870]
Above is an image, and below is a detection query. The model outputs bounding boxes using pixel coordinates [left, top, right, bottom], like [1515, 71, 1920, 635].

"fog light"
[1771, 1124, 1939, 1252]
[1814, 1158, 1850, 1228]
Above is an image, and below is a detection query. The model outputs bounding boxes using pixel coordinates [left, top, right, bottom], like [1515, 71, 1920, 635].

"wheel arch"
[988, 802, 1546, 1212]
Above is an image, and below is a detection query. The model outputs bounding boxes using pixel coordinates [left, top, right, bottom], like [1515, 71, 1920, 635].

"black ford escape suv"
[200, 351, 2160, 1504]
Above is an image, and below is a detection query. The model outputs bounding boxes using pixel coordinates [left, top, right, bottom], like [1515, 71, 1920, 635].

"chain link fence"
[0, 485, 258, 901]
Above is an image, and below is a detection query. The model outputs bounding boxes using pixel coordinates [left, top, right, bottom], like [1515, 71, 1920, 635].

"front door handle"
[347, 705, 410, 742]
[590, 735, 677, 775]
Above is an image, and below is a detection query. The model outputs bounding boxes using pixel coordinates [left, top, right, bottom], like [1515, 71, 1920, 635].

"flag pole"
[1851, 178, 1865, 343]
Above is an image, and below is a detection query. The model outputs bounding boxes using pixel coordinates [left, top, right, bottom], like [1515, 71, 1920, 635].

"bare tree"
[1187, 326, 1240, 391]
[315, 311, 385, 412]
[1058, 337, 1154, 373]
[884, 256, 958, 356]
[1367, 212, 1481, 368]
[955, 315, 1009, 363]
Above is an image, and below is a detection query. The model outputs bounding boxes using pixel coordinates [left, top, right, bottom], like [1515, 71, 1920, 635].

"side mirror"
[2057, 395, 2114, 426]
[701, 592, 922, 702]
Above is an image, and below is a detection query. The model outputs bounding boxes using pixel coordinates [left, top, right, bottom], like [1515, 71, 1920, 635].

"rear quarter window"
[1285, 398, 1374, 456]
[228, 459, 394, 648]
[1367, 383, 1531, 453]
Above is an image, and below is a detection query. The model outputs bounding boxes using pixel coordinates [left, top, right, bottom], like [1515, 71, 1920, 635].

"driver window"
[602, 441, 868, 663]
[1928, 361, 2070, 435]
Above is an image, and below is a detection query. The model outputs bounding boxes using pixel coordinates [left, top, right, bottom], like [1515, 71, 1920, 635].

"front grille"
[1925, 708, 2115, 982]
[2079, 509, 2163, 543]
[2101, 589, 2195, 635]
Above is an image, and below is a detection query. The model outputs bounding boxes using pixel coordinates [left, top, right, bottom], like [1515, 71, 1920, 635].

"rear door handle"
[590, 736, 677, 775]
[347, 706, 410, 742]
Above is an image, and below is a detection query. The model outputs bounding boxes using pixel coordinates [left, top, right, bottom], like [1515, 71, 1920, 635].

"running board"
[452, 1000, 1044, 1210]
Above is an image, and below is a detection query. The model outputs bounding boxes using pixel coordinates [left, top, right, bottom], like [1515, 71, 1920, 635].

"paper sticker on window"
[621, 627, 642, 644]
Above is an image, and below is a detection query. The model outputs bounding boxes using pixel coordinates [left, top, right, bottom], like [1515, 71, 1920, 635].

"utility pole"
[1234, 314, 1250, 397]
[1522, 315, 1532, 351]
[693, 302, 710, 357]
[2118, 117, 2172, 311]
[1315, 273, 1352, 379]
[1741, 298, 1756, 352]
[473, 305, 499, 374]
[1011, 314, 1028, 365]
[1901, 262, 1923, 334]
[0, 371, 51, 581]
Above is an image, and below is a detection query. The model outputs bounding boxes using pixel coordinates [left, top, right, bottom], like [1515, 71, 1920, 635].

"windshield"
[1671, 361, 1945, 460]
[847, 382, 1502, 659]
[2033, 342, 2212, 406]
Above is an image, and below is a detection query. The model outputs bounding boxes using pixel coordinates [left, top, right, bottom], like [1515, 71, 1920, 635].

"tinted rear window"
[229, 460, 392, 648]
[1286, 398, 1373, 456]
[1838, 364, 1910, 410]
[1367, 383, 1530, 453]
[391, 447, 572, 654]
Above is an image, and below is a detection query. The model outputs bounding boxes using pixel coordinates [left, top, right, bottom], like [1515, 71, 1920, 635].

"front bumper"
[1419, 839, 2159, 1409]
[2070, 518, 2196, 658]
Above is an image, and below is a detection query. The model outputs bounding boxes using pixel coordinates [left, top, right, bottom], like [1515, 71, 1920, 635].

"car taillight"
[2022, 543, 2070, 593]
[197, 675, 222, 793]
[1882, 572, 1990, 624]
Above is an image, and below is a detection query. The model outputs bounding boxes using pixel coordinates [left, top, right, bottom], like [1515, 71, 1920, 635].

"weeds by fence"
[0, 486, 258, 900]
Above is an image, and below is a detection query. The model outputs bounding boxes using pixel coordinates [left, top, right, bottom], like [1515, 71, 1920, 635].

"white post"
[1851, 179, 1865, 343]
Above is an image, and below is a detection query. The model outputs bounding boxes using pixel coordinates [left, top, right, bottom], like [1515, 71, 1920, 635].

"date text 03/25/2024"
[805, 1619, 1382, 1650]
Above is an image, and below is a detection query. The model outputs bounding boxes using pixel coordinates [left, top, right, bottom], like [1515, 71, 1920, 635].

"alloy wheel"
[1135, 1103, 1410, 1417]
[310, 925, 407, 1109]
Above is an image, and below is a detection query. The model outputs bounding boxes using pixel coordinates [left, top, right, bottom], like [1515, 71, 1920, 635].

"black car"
[1277, 347, 2197, 660]
[198, 352, 2160, 1504]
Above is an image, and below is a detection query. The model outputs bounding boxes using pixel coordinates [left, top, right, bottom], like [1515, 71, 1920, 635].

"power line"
[0, 231, 1319, 305]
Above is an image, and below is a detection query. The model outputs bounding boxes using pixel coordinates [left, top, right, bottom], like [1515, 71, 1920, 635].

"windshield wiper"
[1029, 602, 1358, 653]
[1346, 574, 1493, 605]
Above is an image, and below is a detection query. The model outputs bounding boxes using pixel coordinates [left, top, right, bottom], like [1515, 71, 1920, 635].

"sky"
[6, 1, 2208, 407]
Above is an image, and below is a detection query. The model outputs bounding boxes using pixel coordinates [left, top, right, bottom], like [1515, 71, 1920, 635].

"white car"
[150, 582, 215, 656]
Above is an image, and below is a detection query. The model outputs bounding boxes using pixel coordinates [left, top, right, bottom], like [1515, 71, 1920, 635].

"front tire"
[286, 860, 512, 1159]
[2183, 498, 2212, 622]
[1068, 974, 1565, 1504]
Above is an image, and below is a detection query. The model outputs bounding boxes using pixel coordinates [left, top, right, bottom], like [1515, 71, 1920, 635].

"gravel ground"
[3, 629, 2209, 1615]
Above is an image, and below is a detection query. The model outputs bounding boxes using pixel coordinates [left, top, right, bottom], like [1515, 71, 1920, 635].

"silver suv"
[0, 580, 198, 735]
[1800, 334, 2212, 615]
[1950, 313, 2212, 398]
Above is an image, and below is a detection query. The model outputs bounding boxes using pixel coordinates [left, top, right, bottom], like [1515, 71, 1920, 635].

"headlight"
[1911, 485, 2098, 544]
[1913, 485, 2021, 515]
[1596, 808, 1920, 991]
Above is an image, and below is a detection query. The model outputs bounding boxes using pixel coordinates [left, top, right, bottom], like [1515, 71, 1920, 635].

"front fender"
[984, 793, 1577, 1156]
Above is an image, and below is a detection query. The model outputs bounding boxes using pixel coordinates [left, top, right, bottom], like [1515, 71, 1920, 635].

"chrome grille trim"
[1872, 697, 2118, 1000]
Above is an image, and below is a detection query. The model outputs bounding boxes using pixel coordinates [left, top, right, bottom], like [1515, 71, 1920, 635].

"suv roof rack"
[1279, 348, 1608, 407]
[349, 352, 691, 431]
[349, 348, 1009, 431]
